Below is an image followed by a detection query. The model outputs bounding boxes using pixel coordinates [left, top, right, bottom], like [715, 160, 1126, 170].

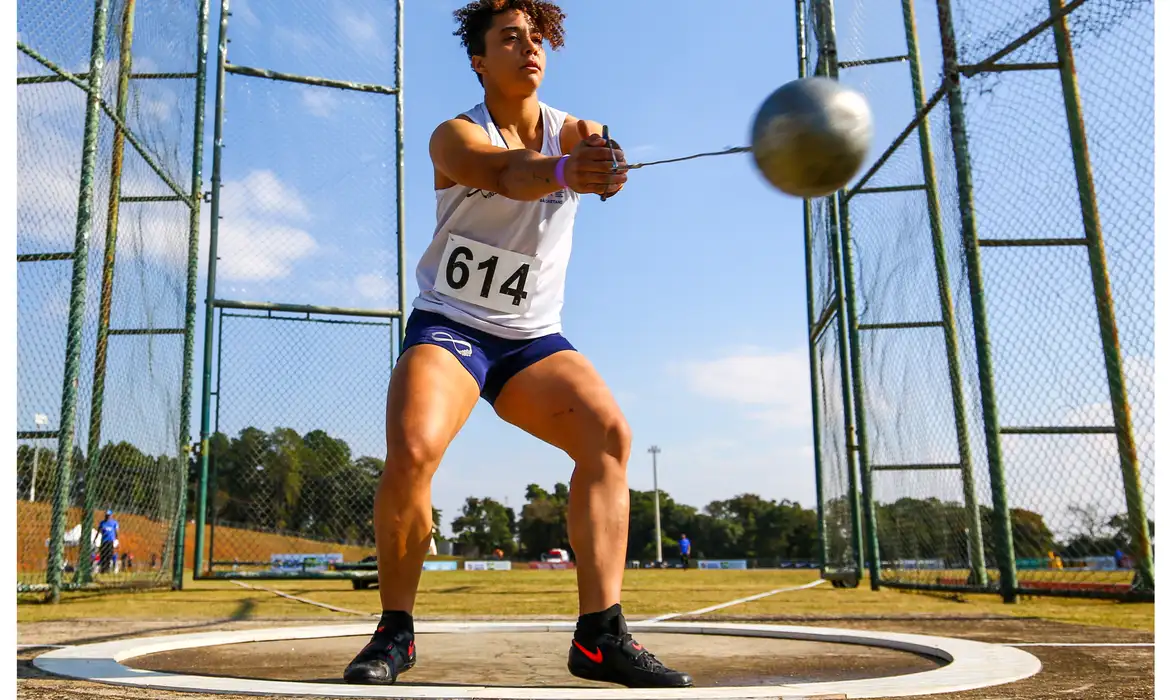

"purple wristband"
[554, 155, 569, 188]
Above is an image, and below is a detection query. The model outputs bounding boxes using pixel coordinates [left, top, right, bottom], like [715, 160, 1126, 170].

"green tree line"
[16, 427, 1151, 564]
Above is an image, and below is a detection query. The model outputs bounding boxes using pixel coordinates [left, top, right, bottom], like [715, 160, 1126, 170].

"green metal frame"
[804, 0, 867, 583]
[824, 0, 991, 592]
[76, 0, 137, 587]
[193, 0, 407, 581]
[173, 0, 213, 590]
[20, 0, 211, 599]
[202, 310, 395, 579]
[44, 0, 110, 604]
[1047, 0, 1153, 592]
[797, 0, 1149, 602]
[795, 0, 830, 576]
[932, 0, 1152, 602]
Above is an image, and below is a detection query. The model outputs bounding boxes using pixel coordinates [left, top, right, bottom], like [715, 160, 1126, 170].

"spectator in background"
[679, 534, 691, 570]
[98, 510, 119, 574]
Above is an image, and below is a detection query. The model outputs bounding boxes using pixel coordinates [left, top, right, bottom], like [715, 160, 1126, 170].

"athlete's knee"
[385, 427, 449, 481]
[571, 407, 632, 467]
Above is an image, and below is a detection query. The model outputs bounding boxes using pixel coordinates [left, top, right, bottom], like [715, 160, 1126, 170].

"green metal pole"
[77, 0, 136, 587]
[816, 0, 866, 581]
[901, 0, 987, 588]
[935, 0, 1018, 603]
[208, 309, 225, 572]
[194, 0, 231, 580]
[174, 0, 211, 590]
[394, 0, 407, 355]
[1048, 0, 1152, 591]
[838, 199, 881, 589]
[47, 0, 110, 604]
[795, 0, 830, 574]
[834, 206, 865, 582]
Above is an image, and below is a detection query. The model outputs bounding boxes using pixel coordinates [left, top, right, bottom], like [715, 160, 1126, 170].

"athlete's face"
[474, 10, 545, 94]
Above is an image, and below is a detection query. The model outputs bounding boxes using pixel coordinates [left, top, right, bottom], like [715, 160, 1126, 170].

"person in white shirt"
[344, 0, 691, 690]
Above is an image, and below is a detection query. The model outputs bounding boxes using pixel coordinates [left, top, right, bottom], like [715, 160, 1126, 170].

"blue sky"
[199, 0, 836, 533]
[16, 0, 1155, 541]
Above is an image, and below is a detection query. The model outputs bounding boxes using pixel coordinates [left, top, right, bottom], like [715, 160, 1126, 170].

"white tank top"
[413, 101, 581, 340]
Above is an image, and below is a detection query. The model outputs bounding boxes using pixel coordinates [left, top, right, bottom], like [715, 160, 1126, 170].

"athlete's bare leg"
[491, 351, 630, 615]
[375, 344, 480, 614]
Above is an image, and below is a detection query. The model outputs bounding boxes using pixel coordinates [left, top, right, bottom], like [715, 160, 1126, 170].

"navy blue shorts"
[400, 309, 576, 404]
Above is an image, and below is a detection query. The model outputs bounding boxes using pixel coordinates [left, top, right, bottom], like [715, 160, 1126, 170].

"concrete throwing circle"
[34, 620, 1041, 698]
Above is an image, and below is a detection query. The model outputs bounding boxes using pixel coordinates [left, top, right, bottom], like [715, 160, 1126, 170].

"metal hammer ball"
[749, 77, 873, 198]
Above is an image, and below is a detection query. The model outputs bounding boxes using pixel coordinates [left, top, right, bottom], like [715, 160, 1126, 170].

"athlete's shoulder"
[432, 103, 487, 135]
[557, 111, 605, 153]
[431, 113, 491, 152]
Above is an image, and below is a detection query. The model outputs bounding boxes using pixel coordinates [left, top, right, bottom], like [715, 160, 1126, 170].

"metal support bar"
[108, 328, 186, 336]
[979, 237, 1087, 247]
[797, 0, 830, 576]
[850, 184, 927, 195]
[958, 62, 1059, 74]
[18, 431, 60, 440]
[872, 463, 963, 471]
[47, 0, 109, 605]
[839, 54, 909, 68]
[224, 63, 397, 95]
[1049, 0, 1153, 592]
[121, 195, 188, 203]
[809, 296, 840, 343]
[173, 0, 211, 591]
[394, 0, 407, 353]
[16, 42, 194, 206]
[17, 72, 91, 84]
[1000, 425, 1116, 435]
[196, 0, 230, 582]
[901, 0, 988, 589]
[844, 83, 948, 202]
[961, 0, 1087, 76]
[130, 71, 199, 80]
[78, 0, 137, 586]
[937, 0, 1018, 604]
[813, 0, 866, 582]
[881, 579, 1150, 602]
[840, 194, 881, 589]
[858, 320, 943, 330]
[222, 312, 392, 328]
[213, 298, 404, 319]
[18, 253, 74, 262]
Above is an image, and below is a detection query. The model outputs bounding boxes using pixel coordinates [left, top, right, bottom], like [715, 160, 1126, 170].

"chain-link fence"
[17, 0, 206, 598]
[193, 0, 406, 581]
[798, 0, 1154, 600]
[798, 3, 864, 587]
[201, 314, 392, 576]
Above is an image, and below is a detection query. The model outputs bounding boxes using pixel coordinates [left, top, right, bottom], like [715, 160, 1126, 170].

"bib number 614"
[434, 234, 538, 314]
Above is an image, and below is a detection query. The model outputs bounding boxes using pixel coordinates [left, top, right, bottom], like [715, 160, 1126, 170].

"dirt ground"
[17, 613, 1153, 699]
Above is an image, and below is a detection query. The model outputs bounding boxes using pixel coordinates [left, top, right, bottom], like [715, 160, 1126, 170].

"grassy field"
[17, 569, 1153, 632]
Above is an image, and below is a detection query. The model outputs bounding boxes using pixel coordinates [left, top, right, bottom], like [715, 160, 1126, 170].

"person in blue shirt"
[679, 534, 691, 570]
[98, 510, 119, 574]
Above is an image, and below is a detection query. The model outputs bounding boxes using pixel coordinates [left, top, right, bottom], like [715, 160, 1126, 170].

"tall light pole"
[648, 445, 663, 565]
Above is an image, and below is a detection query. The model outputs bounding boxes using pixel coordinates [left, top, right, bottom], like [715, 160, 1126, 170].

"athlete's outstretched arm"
[430, 118, 625, 201]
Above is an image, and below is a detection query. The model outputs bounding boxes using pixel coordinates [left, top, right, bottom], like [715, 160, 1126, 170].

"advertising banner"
[697, 560, 748, 570]
[464, 560, 512, 571]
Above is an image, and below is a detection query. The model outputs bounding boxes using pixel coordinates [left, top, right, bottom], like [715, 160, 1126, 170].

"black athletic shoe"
[343, 631, 416, 685]
[567, 629, 693, 688]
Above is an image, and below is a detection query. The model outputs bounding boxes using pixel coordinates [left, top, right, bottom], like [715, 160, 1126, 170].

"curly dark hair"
[452, 0, 566, 85]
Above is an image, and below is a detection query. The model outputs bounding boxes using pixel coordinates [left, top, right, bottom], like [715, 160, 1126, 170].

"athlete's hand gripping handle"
[562, 120, 627, 198]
